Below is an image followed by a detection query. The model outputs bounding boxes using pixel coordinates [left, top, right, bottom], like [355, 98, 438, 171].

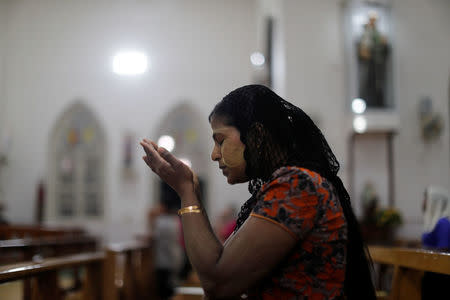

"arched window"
[152, 102, 209, 209]
[48, 101, 105, 220]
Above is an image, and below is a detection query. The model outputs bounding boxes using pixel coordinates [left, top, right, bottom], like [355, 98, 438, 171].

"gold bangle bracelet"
[178, 205, 202, 216]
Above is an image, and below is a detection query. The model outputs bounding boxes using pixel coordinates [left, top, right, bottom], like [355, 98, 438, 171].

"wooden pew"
[0, 241, 155, 300]
[105, 241, 155, 300]
[173, 286, 204, 300]
[0, 252, 104, 300]
[369, 246, 450, 300]
[173, 270, 204, 300]
[0, 236, 98, 265]
[0, 225, 85, 240]
[0, 235, 98, 299]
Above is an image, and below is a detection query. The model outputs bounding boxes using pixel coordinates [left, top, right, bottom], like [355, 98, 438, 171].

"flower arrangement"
[361, 182, 403, 228]
[375, 207, 402, 228]
[360, 183, 403, 244]
[361, 206, 402, 244]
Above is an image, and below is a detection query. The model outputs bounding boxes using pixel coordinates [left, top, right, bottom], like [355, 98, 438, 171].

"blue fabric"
[422, 217, 450, 249]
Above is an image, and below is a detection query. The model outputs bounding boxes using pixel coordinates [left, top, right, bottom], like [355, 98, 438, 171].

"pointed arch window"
[152, 102, 209, 210]
[49, 102, 105, 219]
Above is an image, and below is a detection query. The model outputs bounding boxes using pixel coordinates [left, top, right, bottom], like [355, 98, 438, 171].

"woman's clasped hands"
[140, 138, 197, 198]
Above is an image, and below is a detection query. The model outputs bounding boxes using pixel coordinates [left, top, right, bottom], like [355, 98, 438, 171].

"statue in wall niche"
[357, 11, 390, 108]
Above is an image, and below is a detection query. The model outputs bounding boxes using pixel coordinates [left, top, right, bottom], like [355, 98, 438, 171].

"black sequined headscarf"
[209, 84, 376, 300]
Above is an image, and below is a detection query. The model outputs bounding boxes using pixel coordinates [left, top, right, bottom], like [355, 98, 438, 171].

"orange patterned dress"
[249, 166, 347, 300]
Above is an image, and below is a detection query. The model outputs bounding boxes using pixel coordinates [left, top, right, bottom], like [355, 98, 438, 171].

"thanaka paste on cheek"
[221, 140, 245, 168]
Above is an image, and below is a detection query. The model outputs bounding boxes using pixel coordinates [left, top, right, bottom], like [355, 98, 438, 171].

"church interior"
[0, 0, 449, 299]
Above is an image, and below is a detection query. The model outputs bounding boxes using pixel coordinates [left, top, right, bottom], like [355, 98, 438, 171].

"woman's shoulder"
[253, 166, 340, 240]
[267, 166, 325, 186]
[256, 166, 327, 199]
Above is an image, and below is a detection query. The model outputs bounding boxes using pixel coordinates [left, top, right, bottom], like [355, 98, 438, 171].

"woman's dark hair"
[209, 85, 376, 300]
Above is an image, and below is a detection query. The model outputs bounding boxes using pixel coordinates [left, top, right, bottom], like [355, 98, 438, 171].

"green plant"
[375, 207, 402, 228]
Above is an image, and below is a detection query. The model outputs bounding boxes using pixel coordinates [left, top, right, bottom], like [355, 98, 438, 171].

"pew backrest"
[0, 236, 98, 265]
[0, 241, 154, 300]
[369, 246, 450, 275]
[0, 225, 85, 240]
[104, 241, 154, 300]
[369, 246, 450, 300]
[0, 252, 104, 300]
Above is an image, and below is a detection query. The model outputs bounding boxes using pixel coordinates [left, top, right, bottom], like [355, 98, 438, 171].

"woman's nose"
[211, 146, 221, 161]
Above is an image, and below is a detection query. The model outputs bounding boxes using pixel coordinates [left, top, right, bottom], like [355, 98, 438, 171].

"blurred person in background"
[422, 186, 450, 250]
[214, 206, 237, 243]
[150, 202, 183, 300]
[421, 186, 450, 300]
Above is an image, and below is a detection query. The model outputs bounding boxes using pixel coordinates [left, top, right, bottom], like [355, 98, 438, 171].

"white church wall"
[392, 0, 450, 239]
[256, 0, 286, 97]
[2, 0, 255, 242]
[0, 0, 8, 127]
[282, 0, 449, 240]
[282, 0, 348, 178]
[0, 0, 11, 212]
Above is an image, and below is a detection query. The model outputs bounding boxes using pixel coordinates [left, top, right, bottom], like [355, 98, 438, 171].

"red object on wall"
[35, 180, 46, 224]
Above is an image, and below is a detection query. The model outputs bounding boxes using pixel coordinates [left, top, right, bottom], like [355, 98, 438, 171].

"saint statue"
[357, 11, 390, 108]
